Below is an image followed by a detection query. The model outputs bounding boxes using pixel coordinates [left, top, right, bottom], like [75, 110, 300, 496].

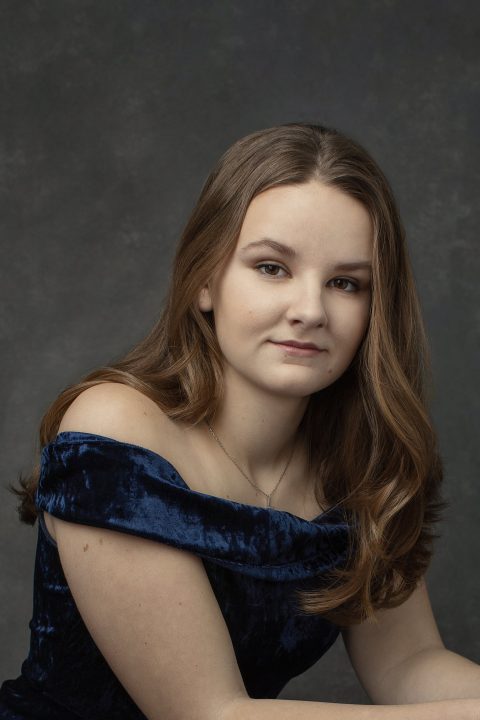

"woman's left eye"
[255, 263, 288, 277]
[330, 278, 359, 292]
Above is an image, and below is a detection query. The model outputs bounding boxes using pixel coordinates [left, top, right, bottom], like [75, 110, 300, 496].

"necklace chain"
[205, 420, 296, 508]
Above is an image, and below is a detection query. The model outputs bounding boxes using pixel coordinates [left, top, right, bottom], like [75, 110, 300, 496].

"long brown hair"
[12, 122, 445, 624]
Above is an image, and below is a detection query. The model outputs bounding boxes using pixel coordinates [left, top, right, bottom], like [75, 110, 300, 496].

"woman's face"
[198, 180, 373, 399]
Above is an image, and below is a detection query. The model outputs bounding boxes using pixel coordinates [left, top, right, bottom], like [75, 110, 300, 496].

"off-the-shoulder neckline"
[51, 430, 346, 525]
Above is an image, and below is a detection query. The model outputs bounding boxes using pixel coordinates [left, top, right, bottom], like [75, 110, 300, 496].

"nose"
[285, 280, 327, 328]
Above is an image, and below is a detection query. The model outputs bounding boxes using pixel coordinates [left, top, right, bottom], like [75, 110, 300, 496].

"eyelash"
[255, 263, 361, 292]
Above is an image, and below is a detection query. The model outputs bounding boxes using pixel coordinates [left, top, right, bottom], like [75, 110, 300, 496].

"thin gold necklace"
[205, 420, 296, 508]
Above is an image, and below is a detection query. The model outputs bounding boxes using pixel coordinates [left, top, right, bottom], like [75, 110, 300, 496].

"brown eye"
[331, 278, 359, 292]
[256, 263, 287, 277]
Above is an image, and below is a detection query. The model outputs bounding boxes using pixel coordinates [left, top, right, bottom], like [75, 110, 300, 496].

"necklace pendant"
[205, 420, 295, 515]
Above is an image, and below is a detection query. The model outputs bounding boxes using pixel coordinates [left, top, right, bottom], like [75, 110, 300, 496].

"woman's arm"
[221, 697, 480, 720]
[342, 577, 480, 704]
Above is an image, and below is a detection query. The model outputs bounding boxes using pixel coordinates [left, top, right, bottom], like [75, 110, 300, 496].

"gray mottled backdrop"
[1, 0, 479, 705]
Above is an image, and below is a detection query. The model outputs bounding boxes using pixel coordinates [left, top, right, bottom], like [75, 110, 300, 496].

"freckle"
[83, 544, 89, 552]
[99, 538, 103, 544]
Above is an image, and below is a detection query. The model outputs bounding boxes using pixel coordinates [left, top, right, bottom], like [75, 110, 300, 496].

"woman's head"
[165, 122, 409, 415]
[197, 179, 373, 401]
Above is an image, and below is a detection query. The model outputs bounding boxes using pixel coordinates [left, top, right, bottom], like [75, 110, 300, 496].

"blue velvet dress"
[0, 431, 353, 719]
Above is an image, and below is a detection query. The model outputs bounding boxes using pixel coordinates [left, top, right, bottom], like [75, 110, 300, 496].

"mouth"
[269, 340, 325, 356]
[272, 340, 323, 350]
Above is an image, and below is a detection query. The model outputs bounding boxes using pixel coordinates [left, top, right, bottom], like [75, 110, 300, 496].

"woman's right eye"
[255, 263, 288, 277]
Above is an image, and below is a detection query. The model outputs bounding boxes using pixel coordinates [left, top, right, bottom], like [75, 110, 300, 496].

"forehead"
[236, 181, 373, 258]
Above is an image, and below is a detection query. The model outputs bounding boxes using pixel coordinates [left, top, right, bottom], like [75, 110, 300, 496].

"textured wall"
[1, 0, 479, 704]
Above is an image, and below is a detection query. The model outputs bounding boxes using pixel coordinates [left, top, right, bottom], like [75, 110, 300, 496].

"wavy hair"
[12, 122, 445, 624]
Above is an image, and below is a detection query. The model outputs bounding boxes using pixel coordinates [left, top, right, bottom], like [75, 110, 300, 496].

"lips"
[272, 340, 323, 350]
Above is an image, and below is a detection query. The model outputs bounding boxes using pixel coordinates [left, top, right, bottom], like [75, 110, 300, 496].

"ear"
[198, 285, 213, 312]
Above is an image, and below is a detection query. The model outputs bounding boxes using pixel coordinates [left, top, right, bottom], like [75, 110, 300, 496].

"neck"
[206, 370, 310, 481]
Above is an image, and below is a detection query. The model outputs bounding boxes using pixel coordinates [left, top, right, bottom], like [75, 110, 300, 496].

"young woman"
[1, 123, 479, 719]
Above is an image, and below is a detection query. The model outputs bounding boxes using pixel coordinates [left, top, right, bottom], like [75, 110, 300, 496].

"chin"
[279, 372, 345, 397]
[258, 379, 328, 399]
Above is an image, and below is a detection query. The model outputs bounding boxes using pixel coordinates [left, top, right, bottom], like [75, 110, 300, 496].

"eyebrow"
[239, 237, 372, 271]
[240, 238, 297, 259]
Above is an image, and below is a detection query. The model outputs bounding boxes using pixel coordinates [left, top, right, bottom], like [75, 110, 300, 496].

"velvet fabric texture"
[0, 431, 353, 719]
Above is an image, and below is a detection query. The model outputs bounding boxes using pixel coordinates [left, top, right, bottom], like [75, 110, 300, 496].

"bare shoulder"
[57, 381, 182, 456]
[45, 383, 186, 542]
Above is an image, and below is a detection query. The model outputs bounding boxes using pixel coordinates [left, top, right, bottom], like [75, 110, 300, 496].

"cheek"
[213, 295, 252, 343]
[336, 305, 370, 346]
[215, 287, 276, 329]
[352, 308, 371, 347]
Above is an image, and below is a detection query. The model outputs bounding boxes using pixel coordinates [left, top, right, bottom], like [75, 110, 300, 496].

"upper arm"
[53, 519, 246, 720]
[47, 383, 247, 720]
[342, 578, 444, 703]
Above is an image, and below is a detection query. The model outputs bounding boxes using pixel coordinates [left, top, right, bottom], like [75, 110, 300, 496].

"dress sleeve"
[35, 431, 352, 581]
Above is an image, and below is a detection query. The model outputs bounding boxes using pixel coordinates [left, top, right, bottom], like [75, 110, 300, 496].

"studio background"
[1, 0, 479, 704]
